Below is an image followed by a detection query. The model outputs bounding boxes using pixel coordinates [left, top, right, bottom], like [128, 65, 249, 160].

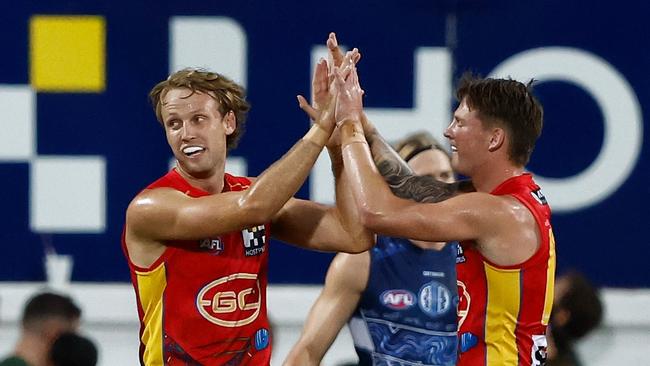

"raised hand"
[297, 32, 360, 123]
[297, 57, 329, 122]
[298, 43, 361, 146]
[334, 64, 364, 126]
[327, 32, 361, 69]
[296, 54, 338, 136]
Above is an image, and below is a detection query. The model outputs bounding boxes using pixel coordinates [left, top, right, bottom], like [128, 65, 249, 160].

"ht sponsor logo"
[242, 225, 266, 256]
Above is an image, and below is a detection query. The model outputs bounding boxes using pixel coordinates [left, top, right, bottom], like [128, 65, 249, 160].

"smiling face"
[444, 97, 493, 176]
[161, 88, 236, 180]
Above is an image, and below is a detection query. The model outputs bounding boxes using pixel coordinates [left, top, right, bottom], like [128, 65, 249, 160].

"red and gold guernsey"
[122, 169, 272, 366]
[456, 173, 556, 366]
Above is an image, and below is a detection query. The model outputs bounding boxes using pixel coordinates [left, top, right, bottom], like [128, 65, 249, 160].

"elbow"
[357, 203, 386, 234]
[349, 231, 375, 253]
[237, 194, 277, 225]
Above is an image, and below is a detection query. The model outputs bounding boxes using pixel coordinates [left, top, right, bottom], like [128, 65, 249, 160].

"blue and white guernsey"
[349, 236, 459, 366]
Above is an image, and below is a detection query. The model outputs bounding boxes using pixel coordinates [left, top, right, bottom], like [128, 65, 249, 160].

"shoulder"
[439, 191, 512, 218]
[126, 187, 187, 227]
[439, 192, 531, 238]
[128, 187, 182, 211]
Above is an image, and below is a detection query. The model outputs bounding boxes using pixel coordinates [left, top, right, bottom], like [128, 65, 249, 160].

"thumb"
[297, 95, 319, 120]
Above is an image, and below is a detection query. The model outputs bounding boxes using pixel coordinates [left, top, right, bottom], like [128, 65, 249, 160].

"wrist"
[338, 118, 367, 147]
[337, 117, 359, 128]
[303, 124, 330, 147]
[341, 136, 368, 148]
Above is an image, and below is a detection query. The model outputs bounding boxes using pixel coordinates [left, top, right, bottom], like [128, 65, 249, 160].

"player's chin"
[177, 159, 208, 175]
[451, 160, 471, 177]
[450, 157, 461, 171]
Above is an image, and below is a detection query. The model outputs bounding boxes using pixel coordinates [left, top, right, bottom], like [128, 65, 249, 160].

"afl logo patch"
[418, 280, 452, 317]
[196, 273, 261, 328]
[380, 289, 416, 310]
[199, 238, 223, 254]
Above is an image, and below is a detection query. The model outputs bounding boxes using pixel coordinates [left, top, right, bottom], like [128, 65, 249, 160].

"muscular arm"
[272, 146, 374, 253]
[339, 119, 481, 241]
[125, 112, 335, 267]
[362, 115, 473, 204]
[274, 46, 373, 253]
[284, 252, 369, 366]
[340, 120, 539, 267]
[128, 129, 329, 241]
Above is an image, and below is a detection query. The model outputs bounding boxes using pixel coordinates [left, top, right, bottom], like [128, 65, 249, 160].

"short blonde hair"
[149, 68, 251, 151]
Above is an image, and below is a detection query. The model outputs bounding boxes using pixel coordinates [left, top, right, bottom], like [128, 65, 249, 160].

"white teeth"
[450, 146, 458, 152]
[183, 146, 204, 155]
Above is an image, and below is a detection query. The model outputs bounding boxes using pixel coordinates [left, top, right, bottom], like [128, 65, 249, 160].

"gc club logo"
[196, 273, 261, 327]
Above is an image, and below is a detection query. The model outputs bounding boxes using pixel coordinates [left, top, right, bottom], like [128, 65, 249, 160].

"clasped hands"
[298, 32, 367, 147]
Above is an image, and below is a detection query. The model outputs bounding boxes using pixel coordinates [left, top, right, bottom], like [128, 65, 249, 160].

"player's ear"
[488, 127, 505, 152]
[223, 110, 236, 136]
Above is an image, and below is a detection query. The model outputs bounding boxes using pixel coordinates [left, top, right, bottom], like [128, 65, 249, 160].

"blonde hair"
[149, 68, 251, 150]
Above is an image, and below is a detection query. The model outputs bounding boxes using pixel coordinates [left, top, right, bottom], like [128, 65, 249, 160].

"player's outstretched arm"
[361, 115, 473, 203]
[335, 66, 482, 244]
[327, 32, 471, 202]
[284, 252, 369, 366]
[273, 46, 373, 253]
[127, 95, 337, 244]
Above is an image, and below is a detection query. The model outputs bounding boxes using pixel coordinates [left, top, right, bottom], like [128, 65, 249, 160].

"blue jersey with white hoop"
[349, 236, 459, 366]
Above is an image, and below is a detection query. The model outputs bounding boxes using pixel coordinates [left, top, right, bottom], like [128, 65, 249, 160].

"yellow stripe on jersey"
[542, 229, 557, 325]
[484, 263, 521, 366]
[136, 263, 167, 366]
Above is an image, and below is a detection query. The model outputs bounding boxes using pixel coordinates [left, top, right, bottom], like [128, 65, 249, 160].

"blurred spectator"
[547, 271, 604, 366]
[49, 332, 98, 366]
[0, 292, 81, 366]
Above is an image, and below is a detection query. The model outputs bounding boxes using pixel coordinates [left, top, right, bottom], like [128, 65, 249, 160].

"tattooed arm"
[361, 115, 473, 203]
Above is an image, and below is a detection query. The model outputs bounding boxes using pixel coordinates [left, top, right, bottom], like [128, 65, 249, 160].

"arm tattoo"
[367, 129, 474, 203]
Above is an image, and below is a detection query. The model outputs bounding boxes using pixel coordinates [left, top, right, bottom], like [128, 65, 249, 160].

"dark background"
[0, 0, 647, 287]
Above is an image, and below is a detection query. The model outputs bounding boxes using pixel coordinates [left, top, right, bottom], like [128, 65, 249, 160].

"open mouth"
[182, 146, 205, 157]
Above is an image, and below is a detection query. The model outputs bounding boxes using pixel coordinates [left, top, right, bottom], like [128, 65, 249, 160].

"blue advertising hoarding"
[0, 0, 647, 287]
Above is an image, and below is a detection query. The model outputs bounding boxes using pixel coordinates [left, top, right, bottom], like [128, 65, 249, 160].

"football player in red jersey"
[334, 39, 555, 366]
[122, 49, 372, 365]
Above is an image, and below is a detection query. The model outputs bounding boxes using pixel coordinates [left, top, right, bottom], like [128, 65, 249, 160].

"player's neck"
[471, 159, 524, 193]
[175, 165, 226, 194]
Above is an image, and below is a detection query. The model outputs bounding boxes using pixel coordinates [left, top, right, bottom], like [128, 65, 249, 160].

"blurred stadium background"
[0, 0, 648, 364]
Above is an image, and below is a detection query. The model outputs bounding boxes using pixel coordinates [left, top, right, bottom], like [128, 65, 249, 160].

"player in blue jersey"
[284, 130, 460, 366]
